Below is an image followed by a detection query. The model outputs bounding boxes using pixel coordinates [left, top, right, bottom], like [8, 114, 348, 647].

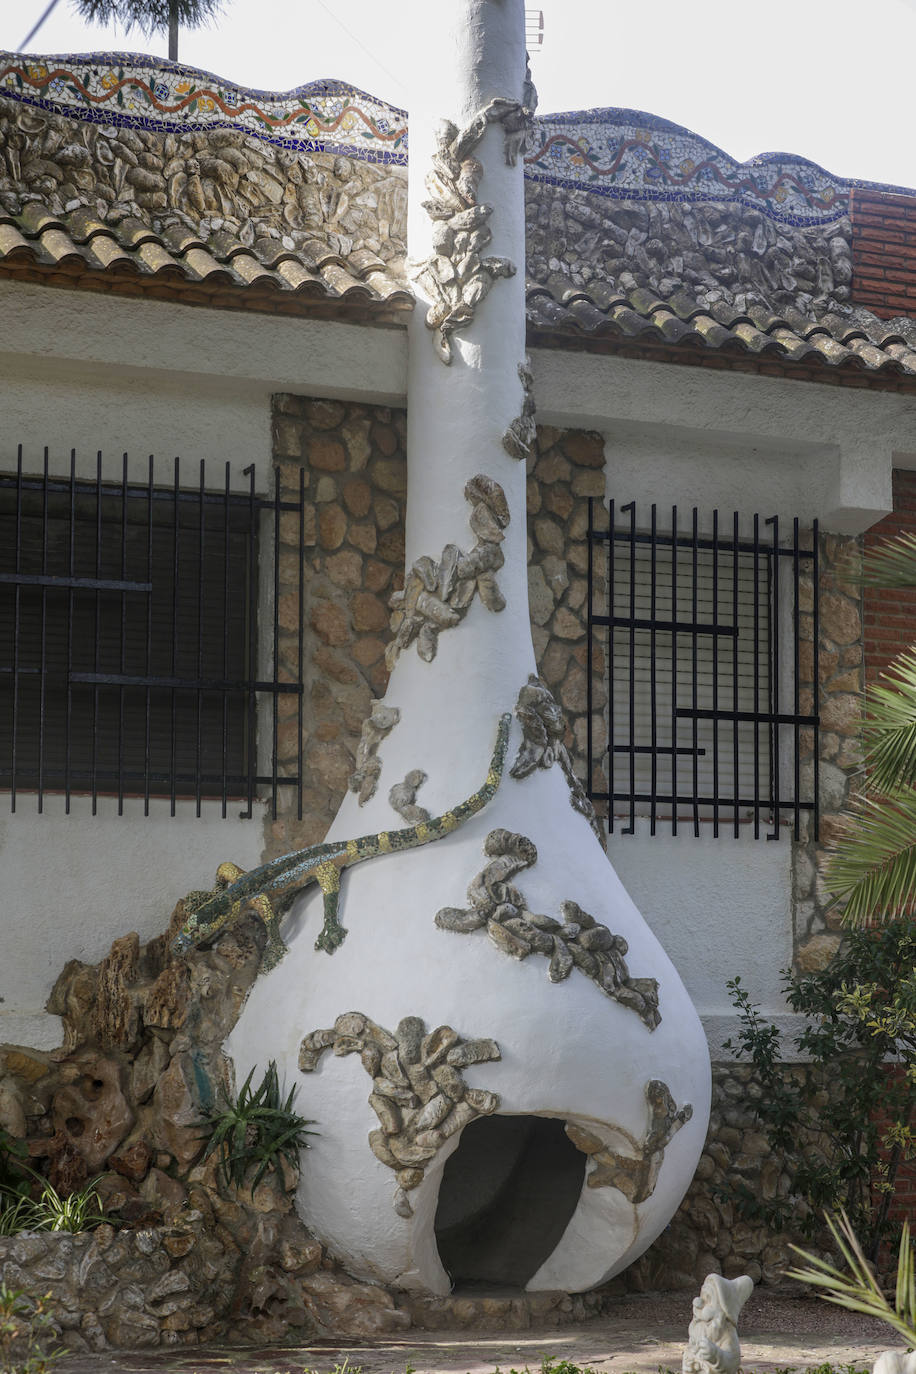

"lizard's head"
[170, 889, 229, 958]
[171, 925, 195, 957]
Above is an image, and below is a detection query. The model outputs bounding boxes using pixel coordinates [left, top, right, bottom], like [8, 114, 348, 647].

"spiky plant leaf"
[862, 650, 916, 794]
[823, 790, 916, 925]
[788, 1212, 916, 1345]
[862, 532, 916, 589]
[200, 1061, 316, 1193]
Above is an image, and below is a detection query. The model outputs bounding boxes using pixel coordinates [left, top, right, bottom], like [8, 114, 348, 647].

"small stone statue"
[682, 1272, 753, 1374]
[874, 1354, 916, 1374]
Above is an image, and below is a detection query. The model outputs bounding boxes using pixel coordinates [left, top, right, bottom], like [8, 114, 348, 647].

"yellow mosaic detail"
[314, 860, 342, 893]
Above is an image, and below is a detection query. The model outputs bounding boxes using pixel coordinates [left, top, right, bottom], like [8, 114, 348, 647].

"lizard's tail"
[454, 709, 512, 819]
[349, 711, 512, 856]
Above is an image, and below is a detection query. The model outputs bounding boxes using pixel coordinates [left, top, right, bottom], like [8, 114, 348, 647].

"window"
[0, 450, 305, 817]
[586, 499, 819, 839]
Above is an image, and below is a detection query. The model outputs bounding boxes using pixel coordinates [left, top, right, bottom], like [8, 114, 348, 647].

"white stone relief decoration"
[386, 474, 509, 669]
[388, 770, 431, 825]
[566, 1080, 691, 1202]
[413, 96, 532, 363]
[682, 1272, 754, 1374]
[435, 828, 660, 1028]
[502, 356, 537, 460]
[298, 1012, 501, 1218]
[511, 674, 604, 841]
[347, 703, 400, 805]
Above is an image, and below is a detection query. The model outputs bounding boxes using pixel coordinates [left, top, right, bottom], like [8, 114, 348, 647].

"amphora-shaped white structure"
[228, 0, 710, 1294]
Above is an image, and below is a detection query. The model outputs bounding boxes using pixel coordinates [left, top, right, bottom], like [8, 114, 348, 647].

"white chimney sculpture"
[227, 0, 711, 1295]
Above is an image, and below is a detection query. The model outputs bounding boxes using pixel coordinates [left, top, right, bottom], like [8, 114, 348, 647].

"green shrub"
[723, 920, 916, 1266]
[0, 1283, 63, 1374]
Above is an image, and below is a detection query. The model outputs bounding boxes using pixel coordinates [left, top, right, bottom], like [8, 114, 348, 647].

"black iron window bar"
[586, 498, 819, 841]
[0, 447, 306, 820]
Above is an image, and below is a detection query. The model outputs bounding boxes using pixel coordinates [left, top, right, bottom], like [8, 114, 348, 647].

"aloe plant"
[201, 1060, 316, 1192]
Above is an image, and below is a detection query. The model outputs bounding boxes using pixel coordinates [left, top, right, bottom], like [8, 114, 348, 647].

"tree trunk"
[168, 0, 178, 61]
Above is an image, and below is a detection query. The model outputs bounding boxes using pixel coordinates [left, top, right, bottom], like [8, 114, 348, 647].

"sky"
[6, 0, 916, 190]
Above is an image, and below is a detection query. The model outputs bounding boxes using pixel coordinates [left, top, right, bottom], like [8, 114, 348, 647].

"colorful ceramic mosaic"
[0, 50, 407, 166]
[524, 108, 849, 227]
[7, 49, 913, 229]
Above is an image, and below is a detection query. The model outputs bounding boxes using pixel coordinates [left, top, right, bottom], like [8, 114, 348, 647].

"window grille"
[0, 448, 305, 819]
[586, 499, 819, 839]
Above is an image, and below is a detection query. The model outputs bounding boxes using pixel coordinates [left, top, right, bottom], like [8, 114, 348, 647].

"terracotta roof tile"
[0, 197, 413, 321]
[273, 257, 325, 292]
[0, 220, 31, 258]
[134, 239, 184, 276]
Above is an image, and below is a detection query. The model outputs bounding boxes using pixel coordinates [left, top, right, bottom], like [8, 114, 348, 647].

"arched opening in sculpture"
[434, 1114, 587, 1289]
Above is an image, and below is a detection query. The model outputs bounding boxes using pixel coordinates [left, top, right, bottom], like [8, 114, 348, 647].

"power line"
[19, 0, 62, 50]
[310, 0, 400, 90]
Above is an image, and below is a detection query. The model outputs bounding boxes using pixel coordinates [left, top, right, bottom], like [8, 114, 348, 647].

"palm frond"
[788, 1212, 916, 1346]
[823, 790, 916, 924]
[862, 532, 916, 590]
[863, 649, 916, 793]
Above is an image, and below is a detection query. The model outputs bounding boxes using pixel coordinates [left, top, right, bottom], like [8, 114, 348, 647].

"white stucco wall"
[608, 825, 793, 1057]
[0, 798, 263, 1048]
[534, 347, 916, 533]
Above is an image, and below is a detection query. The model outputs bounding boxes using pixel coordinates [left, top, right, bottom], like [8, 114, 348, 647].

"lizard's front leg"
[313, 860, 347, 954]
[215, 861, 245, 888]
[245, 893, 288, 971]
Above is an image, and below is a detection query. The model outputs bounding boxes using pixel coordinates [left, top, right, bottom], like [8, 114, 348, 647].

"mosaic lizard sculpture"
[172, 712, 512, 971]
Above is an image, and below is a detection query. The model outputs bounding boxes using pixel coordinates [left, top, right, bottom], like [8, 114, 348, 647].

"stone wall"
[269, 396, 407, 858]
[0, 896, 414, 1350]
[792, 532, 864, 972]
[268, 399, 605, 857]
[619, 1064, 818, 1292]
[526, 425, 608, 802]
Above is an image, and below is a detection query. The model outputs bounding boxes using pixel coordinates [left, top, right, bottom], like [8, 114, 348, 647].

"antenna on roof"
[525, 8, 544, 51]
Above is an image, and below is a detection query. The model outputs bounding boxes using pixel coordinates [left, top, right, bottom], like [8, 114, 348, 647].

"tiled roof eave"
[0, 253, 413, 324]
[0, 196, 415, 320]
[524, 317, 916, 392]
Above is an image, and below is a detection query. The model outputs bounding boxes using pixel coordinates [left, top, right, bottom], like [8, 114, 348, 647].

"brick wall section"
[865, 468, 916, 682]
[850, 187, 916, 320]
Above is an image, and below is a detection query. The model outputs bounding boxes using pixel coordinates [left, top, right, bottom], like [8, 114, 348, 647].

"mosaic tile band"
[525, 109, 850, 226]
[6, 49, 914, 224]
[0, 50, 408, 166]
